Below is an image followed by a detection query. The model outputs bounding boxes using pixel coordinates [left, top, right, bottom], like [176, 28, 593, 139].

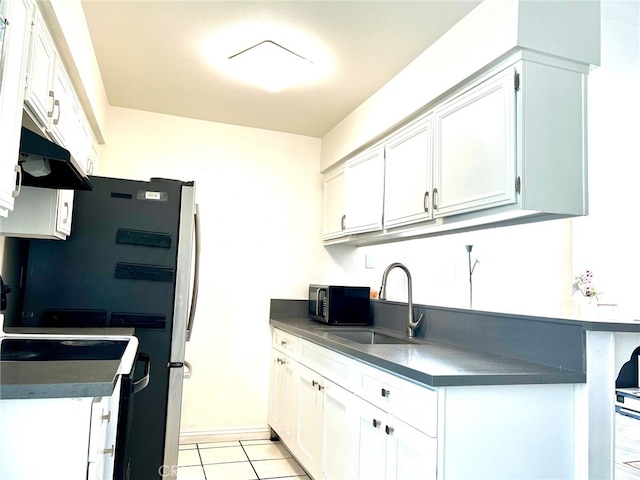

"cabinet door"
[344, 146, 384, 234]
[55, 189, 74, 236]
[0, 186, 73, 239]
[433, 68, 517, 217]
[25, 7, 56, 127]
[356, 400, 387, 480]
[49, 59, 75, 149]
[384, 115, 433, 228]
[385, 417, 437, 480]
[295, 364, 324, 478]
[322, 166, 346, 240]
[0, 0, 33, 216]
[322, 380, 358, 480]
[268, 350, 297, 445]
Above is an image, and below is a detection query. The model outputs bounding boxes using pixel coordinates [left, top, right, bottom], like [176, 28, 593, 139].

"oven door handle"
[132, 352, 150, 394]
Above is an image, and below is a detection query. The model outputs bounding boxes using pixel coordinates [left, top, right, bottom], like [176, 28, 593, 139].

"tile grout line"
[196, 444, 208, 480]
[239, 440, 262, 480]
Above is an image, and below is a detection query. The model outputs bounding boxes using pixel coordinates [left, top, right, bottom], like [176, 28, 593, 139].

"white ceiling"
[81, 1, 481, 138]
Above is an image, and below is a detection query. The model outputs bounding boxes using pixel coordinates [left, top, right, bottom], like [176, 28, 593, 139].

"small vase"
[572, 295, 598, 319]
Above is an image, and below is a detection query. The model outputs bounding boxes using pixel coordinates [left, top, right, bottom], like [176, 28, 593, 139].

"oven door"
[114, 352, 150, 480]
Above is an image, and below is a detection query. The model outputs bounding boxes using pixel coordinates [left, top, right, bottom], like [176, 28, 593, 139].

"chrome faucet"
[379, 262, 424, 338]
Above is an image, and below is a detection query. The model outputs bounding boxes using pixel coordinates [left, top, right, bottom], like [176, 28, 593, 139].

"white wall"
[96, 106, 329, 435]
[572, 0, 640, 320]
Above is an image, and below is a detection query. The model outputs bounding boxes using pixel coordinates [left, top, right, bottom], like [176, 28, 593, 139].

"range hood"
[18, 127, 93, 191]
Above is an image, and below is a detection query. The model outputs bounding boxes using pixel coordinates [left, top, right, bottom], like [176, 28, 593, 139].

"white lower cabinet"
[269, 328, 436, 480]
[321, 379, 358, 480]
[0, 379, 121, 480]
[268, 349, 297, 446]
[357, 398, 437, 480]
[294, 363, 324, 477]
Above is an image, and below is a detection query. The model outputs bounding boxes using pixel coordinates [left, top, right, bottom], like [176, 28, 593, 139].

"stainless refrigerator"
[12, 176, 200, 480]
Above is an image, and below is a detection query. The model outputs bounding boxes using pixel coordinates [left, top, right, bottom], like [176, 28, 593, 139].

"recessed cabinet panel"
[433, 68, 517, 217]
[24, 8, 56, 127]
[384, 116, 433, 228]
[344, 146, 384, 234]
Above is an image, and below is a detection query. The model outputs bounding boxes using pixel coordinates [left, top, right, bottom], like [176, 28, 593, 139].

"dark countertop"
[0, 326, 138, 399]
[270, 316, 587, 387]
[0, 359, 121, 399]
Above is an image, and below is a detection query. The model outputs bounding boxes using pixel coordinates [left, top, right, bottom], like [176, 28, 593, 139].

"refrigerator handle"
[132, 352, 151, 394]
[184, 360, 193, 379]
[186, 204, 200, 341]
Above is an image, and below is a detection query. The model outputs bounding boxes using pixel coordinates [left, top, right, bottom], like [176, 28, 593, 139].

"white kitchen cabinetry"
[383, 115, 433, 228]
[321, 378, 358, 480]
[344, 146, 384, 234]
[433, 67, 516, 218]
[294, 362, 358, 480]
[269, 353, 297, 446]
[355, 363, 438, 480]
[323, 145, 384, 240]
[322, 165, 345, 240]
[0, 381, 121, 480]
[356, 399, 437, 480]
[269, 329, 298, 446]
[294, 363, 325, 478]
[269, 329, 432, 480]
[323, 51, 588, 245]
[0, 0, 33, 217]
[0, 186, 73, 239]
[24, 5, 93, 176]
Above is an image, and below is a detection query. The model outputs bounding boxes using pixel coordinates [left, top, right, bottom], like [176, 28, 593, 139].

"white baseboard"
[179, 426, 272, 445]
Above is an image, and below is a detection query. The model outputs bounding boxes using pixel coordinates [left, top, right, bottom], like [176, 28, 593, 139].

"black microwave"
[308, 285, 371, 325]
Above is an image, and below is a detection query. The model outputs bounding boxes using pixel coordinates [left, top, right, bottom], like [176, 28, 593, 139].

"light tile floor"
[178, 439, 310, 480]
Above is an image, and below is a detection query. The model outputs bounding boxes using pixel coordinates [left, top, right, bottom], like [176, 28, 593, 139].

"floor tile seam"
[239, 440, 262, 479]
[195, 445, 209, 480]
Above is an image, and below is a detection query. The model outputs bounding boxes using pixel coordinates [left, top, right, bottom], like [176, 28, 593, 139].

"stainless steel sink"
[327, 330, 414, 345]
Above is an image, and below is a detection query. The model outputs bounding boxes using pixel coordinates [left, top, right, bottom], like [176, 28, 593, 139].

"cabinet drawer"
[273, 328, 298, 357]
[357, 363, 438, 437]
[298, 338, 357, 391]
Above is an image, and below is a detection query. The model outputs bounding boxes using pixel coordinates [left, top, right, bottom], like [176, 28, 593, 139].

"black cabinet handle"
[385, 425, 394, 435]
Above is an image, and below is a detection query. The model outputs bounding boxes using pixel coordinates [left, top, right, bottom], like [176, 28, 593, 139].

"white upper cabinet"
[24, 5, 93, 177]
[344, 146, 384, 235]
[322, 166, 345, 240]
[383, 115, 433, 228]
[0, 0, 34, 217]
[23, 7, 55, 128]
[433, 67, 517, 218]
[0, 187, 74, 240]
[322, 51, 589, 245]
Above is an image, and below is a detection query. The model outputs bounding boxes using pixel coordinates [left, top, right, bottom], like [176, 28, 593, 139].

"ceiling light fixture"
[227, 40, 316, 92]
